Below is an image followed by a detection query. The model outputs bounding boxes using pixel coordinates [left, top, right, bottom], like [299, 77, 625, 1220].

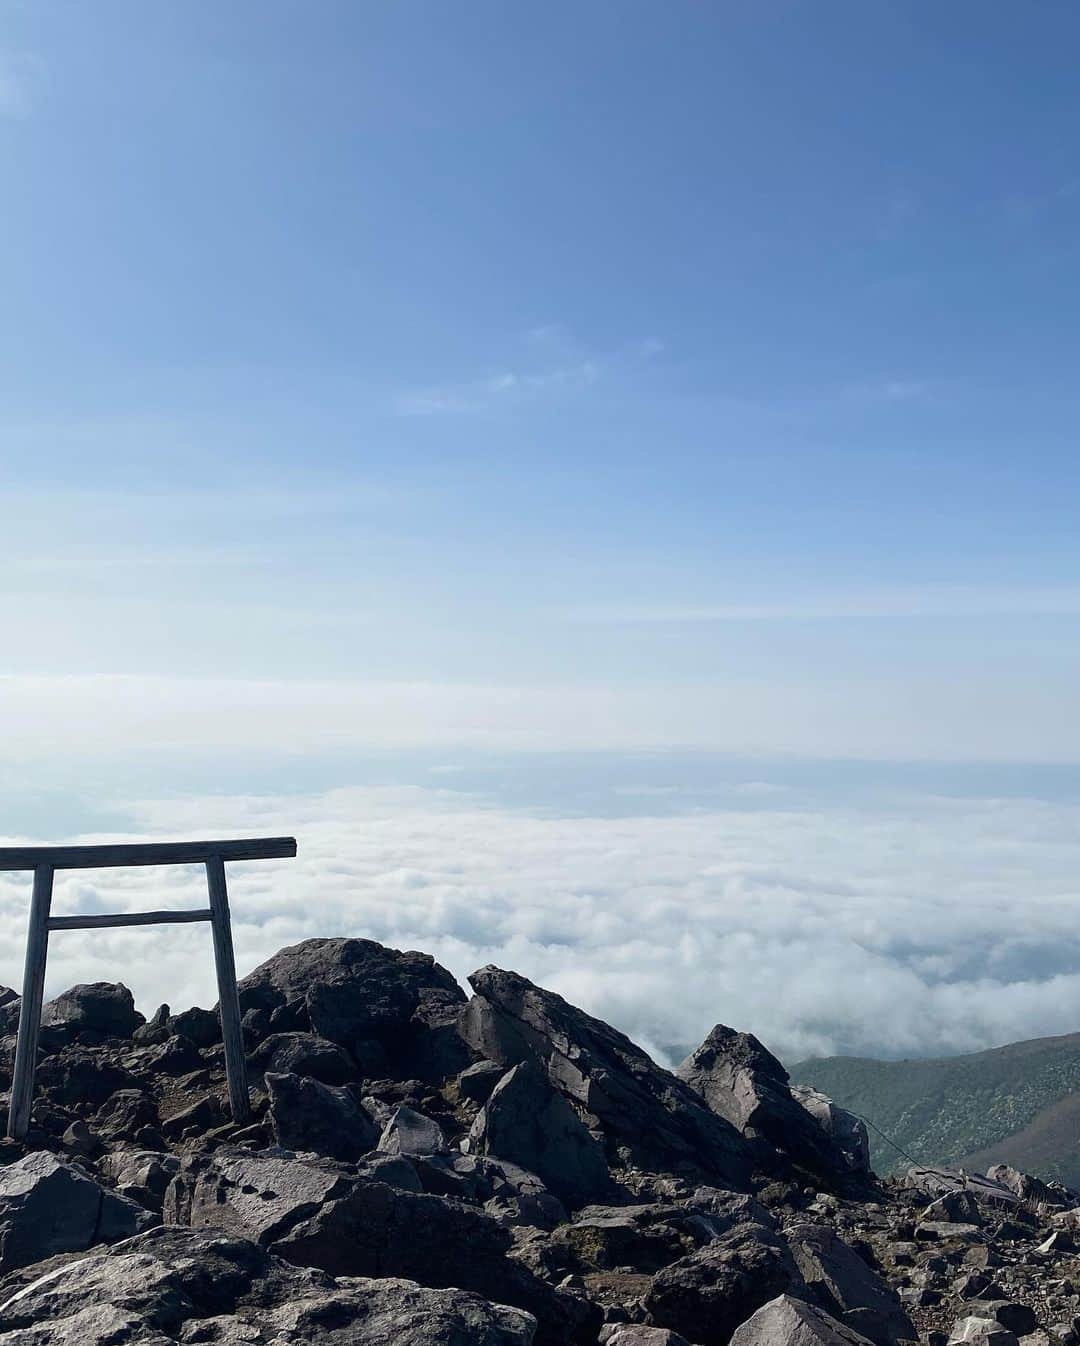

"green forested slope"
[791, 1032, 1080, 1186]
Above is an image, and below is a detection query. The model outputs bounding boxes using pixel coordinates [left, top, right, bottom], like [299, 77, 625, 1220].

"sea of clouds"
[2, 768, 1079, 1068]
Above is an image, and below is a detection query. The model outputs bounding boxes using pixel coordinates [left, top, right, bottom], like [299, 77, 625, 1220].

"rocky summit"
[0, 938, 1078, 1345]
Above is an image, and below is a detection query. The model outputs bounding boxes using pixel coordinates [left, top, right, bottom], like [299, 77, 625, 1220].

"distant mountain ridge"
[791, 1029, 1080, 1187]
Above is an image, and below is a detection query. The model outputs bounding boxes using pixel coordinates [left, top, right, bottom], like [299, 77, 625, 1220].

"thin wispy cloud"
[394, 361, 599, 416]
[562, 585, 1080, 624]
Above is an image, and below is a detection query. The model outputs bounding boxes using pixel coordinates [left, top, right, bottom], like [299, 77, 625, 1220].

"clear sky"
[2, 3, 1080, 1060]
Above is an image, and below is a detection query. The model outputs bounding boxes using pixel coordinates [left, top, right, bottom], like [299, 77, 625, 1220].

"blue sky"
[2, 3, 1080, 1056]
[3, 0, 1080, 720]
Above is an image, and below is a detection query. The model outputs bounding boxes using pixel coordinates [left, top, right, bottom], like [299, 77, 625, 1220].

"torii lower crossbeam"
[2, 836, 296, 1142]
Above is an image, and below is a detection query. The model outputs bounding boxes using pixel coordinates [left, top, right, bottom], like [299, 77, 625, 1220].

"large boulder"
[250, 1031, 359, 1087]
[265, 1070, 379, 1160]
[464, 966, 752, 1188]
[0, 1226, 538, 1345]
[466, 1060, 610, 1209]
[790, 1086, 872, 1176]
[730, 1294, 877, 1346]
[0, 1152, 156, 1272]
[645, 1218, 804, 1346]
[784, 1223, 915, 1346]
[40, 984, 143, 1041]
[238, 938, 471, 1081]
[902, 1167, 1019, 1213]
[677, 1026, 862, 1181]
[164, 1147, 592, 1345]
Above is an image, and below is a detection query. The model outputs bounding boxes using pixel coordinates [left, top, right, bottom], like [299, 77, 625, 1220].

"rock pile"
[0, 936, 1075, 1345]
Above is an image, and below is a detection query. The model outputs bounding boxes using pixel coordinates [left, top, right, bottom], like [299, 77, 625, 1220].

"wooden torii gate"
[1, 836, 297, 1142]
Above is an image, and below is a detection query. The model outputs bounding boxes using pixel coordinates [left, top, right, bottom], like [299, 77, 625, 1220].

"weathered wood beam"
[47, 909, 213, 931]
[7, 865, 54, 1140]
[0, 837, 296, 872]
[206, 857, 250, 1124]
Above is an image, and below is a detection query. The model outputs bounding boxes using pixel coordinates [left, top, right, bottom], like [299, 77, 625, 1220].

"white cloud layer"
[2, 781, 1079, 1067]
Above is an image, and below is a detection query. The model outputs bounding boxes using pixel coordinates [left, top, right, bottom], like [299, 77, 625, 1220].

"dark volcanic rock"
[467, 1060, 610, 1209]
[0, 1225, 538, 1345]
[464, 965, 752, 1188]
[645, 1219, 804, 1346]
[40, 983, 143, 1041]
[238, 938, 471, 1081]
[250, 1030, 358, 1087]
[0, 1152, 156, 1272]
[678, 1025, 859, 1181]
[785, 1221, 915, 1346]
[790, 1085, 872, 1175]
[164, 1147, 591, 1345]
[378, 1105, 447, 1157]
[265, 1070, 379, 1160]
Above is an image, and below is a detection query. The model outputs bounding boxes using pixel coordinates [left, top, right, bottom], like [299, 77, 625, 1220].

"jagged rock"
[730, 1293, 877, 1345]
[0, 1152, 156, 1272]
[131, 1003, 170, 1046]
[167, 1004, 220, 1047]
[265, 1070, 379, 1159]
[790, 1085, 872, 1175]
[160, 1094, 226, 1141]
[904, 1168, 1019, 1212]
[92, 1089, 158, 1141]
[134, 1033, 203, 1077]
[35, 1049, 140, 1110]
[947, 1317, 1020, 1345]
[378, 1105, 447, 1156]
[547, 1204, 702, 1275]
[250, 1031, 358, 1087]
[457, 1059, 509, 1104]
[464, 966, 752, 1188]
[923, 1191, 985, 1225]
[40, 984, 143, 1040]
[466, 1060, 609, 1208]
[238, 938, 471, 1082]
[678, 1026, 846, 1179]
[0, 1226, 538, 1345]
[645, 1219, 804, 1346]
[785, 1222, 916, 1346]
[97, 1151, 180, 1213]
[164, 1148, 592, 1345]
[601, 1328, 693, 1346]
[985, 1165, 1066, 1209]
[959, 1302, 1037, 1336]
[357, 1152, 425, 1191]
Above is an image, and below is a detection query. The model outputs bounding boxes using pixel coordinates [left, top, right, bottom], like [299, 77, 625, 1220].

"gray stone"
[645, 1219, 803, 1346]
[464, 966, 751, 1188]
[249, 1031, 358, 1087]
[0, 1152, 155, 1272]
[785, 1222, 916, 1346]
[678, 1027, 845, 1179]
[466, 1060, 609, 1208]
[266, 1070, 379, 1160]
[601, 1328, 693, 1346]
[0, 1226, 537, 1345]
[238, 938, 471, 1082]
[790, 1085, 873, 1175]
[378, 1105, 447, 1157]
[730, 1293, 877, 1346]
[163, 1148, 591, 1345]
[948, 1317, 1020, 1346]
[40, 984, 143, 1040]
